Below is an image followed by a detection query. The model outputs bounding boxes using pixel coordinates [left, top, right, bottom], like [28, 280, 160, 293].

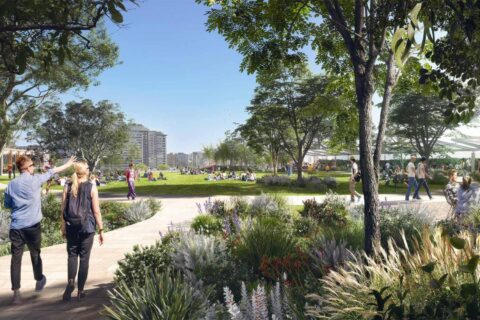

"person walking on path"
[405, 154, 419, 201]
[61, 161, 104, 301]
[126, 162, 136, 200]
[413, 157, 433, 200]
[445, 169, 459, 205]
[4, 155, 76, 305]
[349, 156, 362, 203]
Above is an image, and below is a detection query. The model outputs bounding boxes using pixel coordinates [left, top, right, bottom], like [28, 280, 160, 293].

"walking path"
[0, 195, 450, 319]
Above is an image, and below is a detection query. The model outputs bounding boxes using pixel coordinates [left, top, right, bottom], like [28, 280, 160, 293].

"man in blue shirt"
[4, 155, 76, 304]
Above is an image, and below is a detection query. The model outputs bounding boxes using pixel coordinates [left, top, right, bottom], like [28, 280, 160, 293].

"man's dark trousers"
[9, 222, 43, 290]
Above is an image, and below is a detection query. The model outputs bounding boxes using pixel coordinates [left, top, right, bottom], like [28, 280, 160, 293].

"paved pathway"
[0, 195, 449, 319]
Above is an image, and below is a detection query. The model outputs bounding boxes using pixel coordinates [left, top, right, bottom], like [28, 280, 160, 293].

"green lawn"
[89, 171, 446, 197]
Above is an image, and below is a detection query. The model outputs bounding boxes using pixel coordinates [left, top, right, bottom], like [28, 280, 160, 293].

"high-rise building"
[122, 124, 167, 168]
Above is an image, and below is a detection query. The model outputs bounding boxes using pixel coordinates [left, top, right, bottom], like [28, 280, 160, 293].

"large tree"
[0, 1, 137, 156]
[236, 104, 286, 176]
[251, 70, 339, 182]
[197, 0, 430, 254]
[31, 99, 129, 171]
[389, 92, 454, 160]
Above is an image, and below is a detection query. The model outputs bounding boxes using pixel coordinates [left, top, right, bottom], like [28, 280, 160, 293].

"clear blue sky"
[60, 0, 257, 153]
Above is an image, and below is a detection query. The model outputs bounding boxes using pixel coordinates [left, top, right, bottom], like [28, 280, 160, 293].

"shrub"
[0, 209, 10, 242]
[114, 240, 174, 287]
[41, 193, 61, 222]
[123, 199, 154, 223]
[322, 218, 365, 251]
[170, 232, 243, 301]
[191, 214, 223, 235]
[293, 216, 319, 237]
[308, 236, 354, 277]
[230, 196, 249, 216]
[257, 175, 292, 186]
[105, 270, 209, 320]
[301, 194, 349, 227]
[146, 198, 161, 214]
[224, 282, 302, 320]
[235, 217, 298, 277]
[322, 176, 338, 190]
[101, 201, 130, 230]
[379, 204, 433, 249]
[249, 193, 290, 221]
[431, 170, 449, 185]
[306, 229, 480, 320]
[0, 242, 10, 256]
[197, 197, 229, 218]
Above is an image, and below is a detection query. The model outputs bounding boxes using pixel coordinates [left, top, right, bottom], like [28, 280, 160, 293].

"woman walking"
[61, 161, 104, 301]
[349, 156, 362, 203]
[126, 162, 136, 200]
[413, 157, 433, 200]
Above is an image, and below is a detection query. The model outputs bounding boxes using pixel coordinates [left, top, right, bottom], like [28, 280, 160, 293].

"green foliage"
[322, 218, 365, 252]
[171, 232, 245, 302]
[300, 194, 349, 227]
[307, 229, 480, 319]
[379, 205, 433, 250]
[389, 92, 454, 159]
[105, 270, 209, 320]
[0, 242, 10, 256]
[191, 215, 223, 236]
[234, 217, 298, 276]
[114, 239, 175, 287]
[248, 193, 291, 221]
[41, 193, 62, 222]
[101, 201, 130, 230]
[33, 100, 129, 171]
[430, 170, 449, 185]
[123, 199, 155, 223]
[293, 217, 319, 238]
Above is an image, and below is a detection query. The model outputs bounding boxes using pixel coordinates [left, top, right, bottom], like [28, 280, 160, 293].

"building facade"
[123, 124, 167, 168]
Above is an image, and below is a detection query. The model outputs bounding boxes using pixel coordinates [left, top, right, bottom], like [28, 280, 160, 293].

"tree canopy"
[31, 99, 129, 172]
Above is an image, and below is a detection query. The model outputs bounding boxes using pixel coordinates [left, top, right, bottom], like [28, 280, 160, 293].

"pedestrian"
[126, 162, 136, 200]
[7, 164, 12, 179]
[405, 154, 419, 201]
[4, 155, 76, 304]
[61, 161, 104, 301]
[413, 157, 433, 200]
[349, 156, 362, 203]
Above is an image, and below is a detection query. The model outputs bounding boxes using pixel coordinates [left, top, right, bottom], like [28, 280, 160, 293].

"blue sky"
[60, 0, 257, 153]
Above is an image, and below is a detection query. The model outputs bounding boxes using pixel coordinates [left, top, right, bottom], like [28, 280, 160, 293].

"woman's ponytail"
[71, 171, 79, 197]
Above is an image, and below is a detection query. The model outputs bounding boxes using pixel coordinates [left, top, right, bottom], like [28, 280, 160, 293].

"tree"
[202, 145, 216, 166]
[236, 104, 285, 176]
[0, 27, 119, 156]
[389, 93, 455, 160]
[249, 70, 338, 182]
[0, 0, 138, 157]
[0, 0, 136, 73]
[31, 99, 128, 172]
[197, 0, 425, 254]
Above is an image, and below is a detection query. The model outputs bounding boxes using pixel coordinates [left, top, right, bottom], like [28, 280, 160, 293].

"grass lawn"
[88, 171, 446, 197]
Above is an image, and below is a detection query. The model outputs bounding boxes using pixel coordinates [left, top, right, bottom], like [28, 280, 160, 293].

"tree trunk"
[374, 52, 398, 179]
[356, 75, 381, 256]
[272, 152, 278, 176]
[296, 148, 303, 182]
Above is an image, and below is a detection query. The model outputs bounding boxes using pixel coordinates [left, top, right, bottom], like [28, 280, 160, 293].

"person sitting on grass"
[455, 175, 480, 218]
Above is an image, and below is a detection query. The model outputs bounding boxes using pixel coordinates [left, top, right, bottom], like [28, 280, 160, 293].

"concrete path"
[0, 195, 449, 319]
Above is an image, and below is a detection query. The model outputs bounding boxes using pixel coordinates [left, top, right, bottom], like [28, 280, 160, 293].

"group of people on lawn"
[205, 169, 256, 182]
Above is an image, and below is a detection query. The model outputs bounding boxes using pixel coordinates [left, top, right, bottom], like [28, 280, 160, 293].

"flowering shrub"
[301, 194, 349, 227]
[197, 197, 229, 218]
[223, 282, 300, 320]
[123, 199, 154, 223]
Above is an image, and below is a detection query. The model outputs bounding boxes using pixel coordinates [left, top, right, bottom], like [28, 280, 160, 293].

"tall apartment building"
[123, 124, 167, 168]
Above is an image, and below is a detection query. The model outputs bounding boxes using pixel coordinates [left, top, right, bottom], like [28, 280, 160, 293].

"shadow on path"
[0, 282, 113, 320]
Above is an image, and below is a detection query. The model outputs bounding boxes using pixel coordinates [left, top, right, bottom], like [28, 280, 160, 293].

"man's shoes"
[12, 290, 22, 305]
[35, 275, 47, 292]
